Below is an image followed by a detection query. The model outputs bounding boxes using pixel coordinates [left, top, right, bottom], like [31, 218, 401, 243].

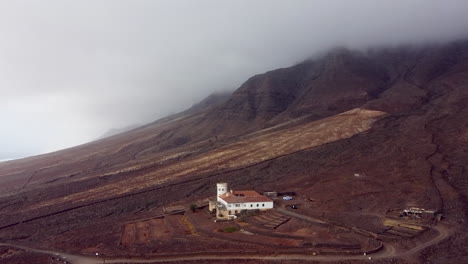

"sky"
[1, 0, 468, 160]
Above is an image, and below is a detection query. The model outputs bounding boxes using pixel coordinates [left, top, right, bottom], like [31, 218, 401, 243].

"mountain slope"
[0, 40, 467, 263]
[1, 41, 467, 195]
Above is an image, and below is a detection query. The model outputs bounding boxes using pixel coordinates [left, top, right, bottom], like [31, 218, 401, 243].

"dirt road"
[0, 224, 450, 264]
[0, 242, 97, 264]
[398, 225, 451, 257]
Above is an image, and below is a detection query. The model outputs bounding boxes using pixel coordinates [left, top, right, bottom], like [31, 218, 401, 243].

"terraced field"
[248, 211, 291, 229]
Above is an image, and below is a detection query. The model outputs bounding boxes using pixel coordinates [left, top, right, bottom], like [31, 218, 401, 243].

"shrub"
[219, 227, 239, 233]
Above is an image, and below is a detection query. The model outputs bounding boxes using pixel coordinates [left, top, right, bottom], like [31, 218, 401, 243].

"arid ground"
[0, 42, 467, 263]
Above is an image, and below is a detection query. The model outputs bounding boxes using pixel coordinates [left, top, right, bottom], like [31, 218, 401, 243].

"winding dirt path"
[0, 224, 450, 264]
[0, 243, 97, 264]
[398, 225, 451, 257]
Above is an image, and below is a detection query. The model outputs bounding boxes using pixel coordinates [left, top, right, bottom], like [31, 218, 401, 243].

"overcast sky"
[1, 0, 468, 160]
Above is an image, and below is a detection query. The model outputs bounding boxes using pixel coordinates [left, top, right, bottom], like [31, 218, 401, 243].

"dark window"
[256, 204, 259, 207]
[250, 204, 253, 207]
[262, 204, 265, 207]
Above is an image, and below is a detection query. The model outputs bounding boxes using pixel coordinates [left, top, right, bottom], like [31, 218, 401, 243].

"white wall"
[217, 183, 228, 197]
[226, 201, 273, 211]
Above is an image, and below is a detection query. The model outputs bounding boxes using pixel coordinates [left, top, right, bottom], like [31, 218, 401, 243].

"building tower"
[217, 183, 228, 197]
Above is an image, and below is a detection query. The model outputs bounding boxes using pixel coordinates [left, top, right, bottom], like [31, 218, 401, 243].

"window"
[229, 204, 232, 208]
[250, 204, 253, 207]
[262, 204, 265, 207]
[235, 203, 240, 207]
[256, 204, 259, 207]
[235, 210, 238, 214]
[228, 210, 231, 214]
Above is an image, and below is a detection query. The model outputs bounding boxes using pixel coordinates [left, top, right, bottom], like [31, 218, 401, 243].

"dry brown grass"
[24, 108, 385, 212]
[383, 218, 424, 231]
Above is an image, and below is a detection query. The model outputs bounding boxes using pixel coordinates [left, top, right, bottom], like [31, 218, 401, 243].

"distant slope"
[1, 41, 468, 197]
[98, 124, 141, 139]
[0, 91, 232, 196]
[20, 108, 385, 212]
[0, 39, 467, 263]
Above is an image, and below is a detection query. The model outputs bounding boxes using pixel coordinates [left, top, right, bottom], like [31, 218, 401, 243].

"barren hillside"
[0, 41, 467, 264]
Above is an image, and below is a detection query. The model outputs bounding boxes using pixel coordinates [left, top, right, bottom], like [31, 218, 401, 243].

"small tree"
[190, 203, 197, 212]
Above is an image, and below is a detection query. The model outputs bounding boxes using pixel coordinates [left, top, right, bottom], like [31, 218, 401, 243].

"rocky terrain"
[0, 40, 467, 264]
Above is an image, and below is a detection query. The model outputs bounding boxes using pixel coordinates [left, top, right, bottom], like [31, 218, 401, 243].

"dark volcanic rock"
[1, 39, 468, 263]
[198, 41, 468, 136]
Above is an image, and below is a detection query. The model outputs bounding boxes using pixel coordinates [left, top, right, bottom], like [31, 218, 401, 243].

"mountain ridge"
[0, 40, 467, 263]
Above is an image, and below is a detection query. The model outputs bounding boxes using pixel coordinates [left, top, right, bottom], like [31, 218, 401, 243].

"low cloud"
[1, 0, 468, 159]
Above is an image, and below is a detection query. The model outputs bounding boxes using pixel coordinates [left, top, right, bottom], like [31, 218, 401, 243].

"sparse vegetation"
[0, 41, 467, 262]
[181, 215, 197, 235]
[219, 226, 239, 233]
[383, 219, 424, 231]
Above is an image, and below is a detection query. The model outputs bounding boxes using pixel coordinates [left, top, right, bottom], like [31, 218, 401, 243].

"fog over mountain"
[1, 0, 468, 160]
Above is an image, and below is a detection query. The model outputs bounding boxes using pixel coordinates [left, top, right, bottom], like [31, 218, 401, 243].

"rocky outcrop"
[198, 40, 468, 136]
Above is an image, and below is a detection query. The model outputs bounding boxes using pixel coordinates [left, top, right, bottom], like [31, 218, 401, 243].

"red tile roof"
[219, 191, 273, 203]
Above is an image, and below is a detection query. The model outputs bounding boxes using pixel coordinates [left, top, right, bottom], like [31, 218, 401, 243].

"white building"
[210, 183, 273, 219]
